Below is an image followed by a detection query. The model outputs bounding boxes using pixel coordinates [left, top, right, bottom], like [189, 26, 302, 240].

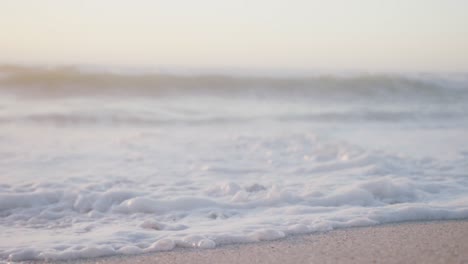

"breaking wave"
[1, 64, 467, 100]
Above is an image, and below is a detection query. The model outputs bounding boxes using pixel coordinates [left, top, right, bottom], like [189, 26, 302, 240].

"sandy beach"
[61, 220, 468, 264]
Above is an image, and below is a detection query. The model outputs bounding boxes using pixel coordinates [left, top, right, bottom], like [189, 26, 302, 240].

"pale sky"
[1, 0, 468, 72]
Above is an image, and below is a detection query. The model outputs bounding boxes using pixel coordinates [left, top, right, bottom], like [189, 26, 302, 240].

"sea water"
[1, 66, 468, 261]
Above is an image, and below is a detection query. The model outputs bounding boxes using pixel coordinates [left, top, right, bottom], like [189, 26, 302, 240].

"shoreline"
[59, 220, 468, 264]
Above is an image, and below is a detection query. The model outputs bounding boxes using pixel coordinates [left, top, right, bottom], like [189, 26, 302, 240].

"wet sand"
[70, 220, 468, 264]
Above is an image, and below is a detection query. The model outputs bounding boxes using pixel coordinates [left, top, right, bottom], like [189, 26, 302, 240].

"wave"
[1, 110, 466, 127]
[1, 65, 467, 100]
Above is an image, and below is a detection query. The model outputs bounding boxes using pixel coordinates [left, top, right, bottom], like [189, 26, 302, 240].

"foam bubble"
[146, 239, 175, 252]
[251, 230, 286, 241]
[117, 246, 143, 255]
[197, 239, 216, 249]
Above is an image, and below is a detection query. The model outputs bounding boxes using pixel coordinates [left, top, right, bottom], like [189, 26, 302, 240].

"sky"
[1, 0, 468, 72]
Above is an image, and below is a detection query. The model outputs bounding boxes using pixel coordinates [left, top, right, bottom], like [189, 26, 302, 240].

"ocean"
[1, 65, 468, 261]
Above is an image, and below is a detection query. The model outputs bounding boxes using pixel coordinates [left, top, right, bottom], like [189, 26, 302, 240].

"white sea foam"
[0, 67, 468, 261]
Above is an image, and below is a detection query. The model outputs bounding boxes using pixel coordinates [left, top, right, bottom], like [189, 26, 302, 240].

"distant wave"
[1, 65, 467, 100]
[1, 110, 466, 127]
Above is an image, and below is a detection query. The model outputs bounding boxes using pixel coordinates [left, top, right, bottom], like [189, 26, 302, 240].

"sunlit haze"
[1, 0, 468, 72]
